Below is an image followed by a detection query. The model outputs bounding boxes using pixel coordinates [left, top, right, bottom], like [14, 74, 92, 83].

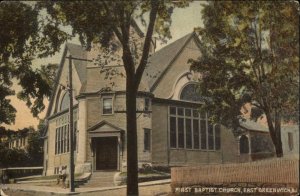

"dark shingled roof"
[66, 43, 87, 83]
[46, 32, 198, 120]
[143, 32, 195, 91]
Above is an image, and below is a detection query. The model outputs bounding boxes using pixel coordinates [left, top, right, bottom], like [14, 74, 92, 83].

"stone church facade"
[42, 31, 237, 175]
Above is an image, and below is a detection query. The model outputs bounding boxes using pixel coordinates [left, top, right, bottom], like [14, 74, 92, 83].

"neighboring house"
[0, 135, 8, 144]
[281, 125, 299, 158]
[42, 30, 237, 175]
[236, 120, 275, 162]
[7, 130, 29, 150]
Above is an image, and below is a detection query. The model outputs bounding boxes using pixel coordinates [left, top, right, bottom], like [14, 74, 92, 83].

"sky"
[2, 1, 204, 130]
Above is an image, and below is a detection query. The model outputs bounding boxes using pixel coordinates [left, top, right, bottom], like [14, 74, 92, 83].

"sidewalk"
[1, 179, 171, 196]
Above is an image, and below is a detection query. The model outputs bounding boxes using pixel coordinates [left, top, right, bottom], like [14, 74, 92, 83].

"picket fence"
[171, 157, 299, 187]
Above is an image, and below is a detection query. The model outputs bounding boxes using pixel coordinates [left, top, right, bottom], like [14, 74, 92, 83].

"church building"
[42, 30, 237, 175]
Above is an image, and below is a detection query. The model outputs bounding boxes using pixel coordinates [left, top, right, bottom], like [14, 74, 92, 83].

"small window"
[103, 98, 113, 114]
[144, 129, 151, 151]
[288, 132, 293, 151]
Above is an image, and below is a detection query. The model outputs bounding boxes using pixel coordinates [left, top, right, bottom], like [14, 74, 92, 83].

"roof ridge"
[146, 32, 196, 92]
[152, 32, 194, 56]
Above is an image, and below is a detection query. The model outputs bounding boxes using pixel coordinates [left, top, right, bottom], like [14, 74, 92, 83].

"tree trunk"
[126, 76, 139, 196]
[274, 110, 283, 157]
[265, 108, 283, 157]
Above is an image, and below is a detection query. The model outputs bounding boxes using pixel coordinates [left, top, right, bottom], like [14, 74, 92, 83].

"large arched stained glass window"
[180, 83, 203, 102]
[60, 92, 70, 111]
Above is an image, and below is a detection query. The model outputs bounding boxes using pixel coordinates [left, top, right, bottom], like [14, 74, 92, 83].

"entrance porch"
[88, 120, 124, 171]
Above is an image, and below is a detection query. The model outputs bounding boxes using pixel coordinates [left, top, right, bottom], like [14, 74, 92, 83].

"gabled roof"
[87, 120, 124, 132]
[66, 43, 87, 83]
[143, 32, 199, 92]
[45, 43, 87, 118]
[45, 32, 200, 120]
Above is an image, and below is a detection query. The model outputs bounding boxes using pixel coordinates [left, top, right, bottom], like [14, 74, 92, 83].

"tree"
[38, 1, 191, 195]
[0, 128, 30, 168]
[0, 126, 43, 167]
[25, 126, 44, 166]
[190, 1, 299, 157]
[0, 2, 67, 124]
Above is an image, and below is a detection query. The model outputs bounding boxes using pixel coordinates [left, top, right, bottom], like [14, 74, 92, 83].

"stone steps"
[83, 171, 116, 188]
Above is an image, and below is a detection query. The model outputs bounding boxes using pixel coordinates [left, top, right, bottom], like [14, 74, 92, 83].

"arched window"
[180, 83, 203, 102]
[240, 135, 249, 154]
[60, 92, 70, 111]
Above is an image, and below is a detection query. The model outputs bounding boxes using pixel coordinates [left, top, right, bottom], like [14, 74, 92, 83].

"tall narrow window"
[103, 98, 113, 114]
[215, 124, 221, 150]
[185, 118, 192, 149]
[66, 125, 69, 152]
[170, 116, 177, 148]
[60, 127, 63, 154]
[62, 127, 67, 153]
[200, 119, 207, 149]
[58, 128, 61, 154]
[288, 132, 294, 151]
[144, 129, 151, 151]
[168, 106, 220, 151]
[178, 118, 184, 148]
[208, 122, 214, 150]
[193, 119, 200, 149]
[55, 129, 58, 154]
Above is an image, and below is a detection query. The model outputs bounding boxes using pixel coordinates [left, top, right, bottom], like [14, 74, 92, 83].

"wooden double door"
[95, 137, 118, 170]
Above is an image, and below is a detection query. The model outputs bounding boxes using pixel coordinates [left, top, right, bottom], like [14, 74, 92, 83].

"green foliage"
[26, 126, 44, 166]
[191, 1, 299, 126]
[0, 143, 29, 168]
[0, 126, 43, 167]
[0, 2, 66, 124]
[191, 1, 299, 156]
[37, 1, 192, 194]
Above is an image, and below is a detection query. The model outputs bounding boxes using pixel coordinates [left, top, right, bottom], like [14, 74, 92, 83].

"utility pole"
[68, 55, 75, 192]
[66, 54, 92, 193]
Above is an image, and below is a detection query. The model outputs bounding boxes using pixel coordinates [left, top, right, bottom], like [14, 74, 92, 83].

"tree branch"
[134, 0, 159, 90]
[101, 1, 125, 47]
[118, 2, 135, 76]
